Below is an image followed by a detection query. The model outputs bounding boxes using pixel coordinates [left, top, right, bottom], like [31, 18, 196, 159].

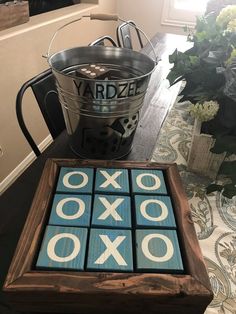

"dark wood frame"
[3, 159, 213, 314]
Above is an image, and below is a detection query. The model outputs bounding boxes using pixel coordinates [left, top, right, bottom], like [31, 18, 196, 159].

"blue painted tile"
[91, 194, 131, 228]
[135, 229, 184, 273]
[87, 228, 133, 271]
[95, 168, 129, 194]
[48, 194, 92, 227]
[131, 169, 167, 194]
[134, 195, 176, 228]
[56, 167, 94, 194]
[36, 225, 88, 270]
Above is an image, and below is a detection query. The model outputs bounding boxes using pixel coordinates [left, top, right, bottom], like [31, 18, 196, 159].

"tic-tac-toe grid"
[36, 166, 184, 273]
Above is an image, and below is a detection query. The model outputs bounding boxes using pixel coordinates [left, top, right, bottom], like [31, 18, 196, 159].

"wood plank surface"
[128, 34, 188, 161]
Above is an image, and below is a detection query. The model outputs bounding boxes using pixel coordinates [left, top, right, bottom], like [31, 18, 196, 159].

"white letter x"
[99, 170, 122, 189]
[95, 235, 127, 266]
[98, 197, 123, 221]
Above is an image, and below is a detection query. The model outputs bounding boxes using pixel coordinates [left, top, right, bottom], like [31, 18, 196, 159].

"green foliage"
[168, 7, 236, 198]
[207, 161, 236, 198]
[189, 101, 219, 122]
[219, 160, 236, 178]
[211, 135, 236, 155]
[168, 13, 236, 103]
[207, 182, 236, 198]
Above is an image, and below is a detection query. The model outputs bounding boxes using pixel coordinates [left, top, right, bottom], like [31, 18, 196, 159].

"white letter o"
[63, 171, 88, 189]
[136, 173, 161, 191]
[47, 233, 80, 262]
[141, 233, 174, 262]
[140, 199, 168, 222]
[56, 198, 85, 220]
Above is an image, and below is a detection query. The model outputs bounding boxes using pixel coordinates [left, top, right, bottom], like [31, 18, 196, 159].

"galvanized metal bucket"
[46, 14, 157, 159]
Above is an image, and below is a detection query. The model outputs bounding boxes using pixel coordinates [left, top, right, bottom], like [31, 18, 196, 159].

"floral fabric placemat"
[151, 99, 236, 314]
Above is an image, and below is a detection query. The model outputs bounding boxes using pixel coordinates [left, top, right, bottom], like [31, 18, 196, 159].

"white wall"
[117, 0, 186, 39]
[0, 0, 117, 190]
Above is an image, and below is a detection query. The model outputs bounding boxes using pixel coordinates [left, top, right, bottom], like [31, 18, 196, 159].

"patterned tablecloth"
[151, 99, 236, 314]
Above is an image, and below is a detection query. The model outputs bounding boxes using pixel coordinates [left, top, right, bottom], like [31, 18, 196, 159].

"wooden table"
[0, 33, 188, 314]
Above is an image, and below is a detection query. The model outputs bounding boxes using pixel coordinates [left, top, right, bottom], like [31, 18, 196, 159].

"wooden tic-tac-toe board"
[4, 160, 213, 314]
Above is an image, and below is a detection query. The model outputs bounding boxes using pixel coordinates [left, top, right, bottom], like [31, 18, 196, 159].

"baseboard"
[0, 135, 53, 195]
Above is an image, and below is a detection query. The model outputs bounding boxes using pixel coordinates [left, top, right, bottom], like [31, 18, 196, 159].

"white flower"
[188, 101, 219, 122]
[216, 5, 236, 28]
[227, 18, 236, 32]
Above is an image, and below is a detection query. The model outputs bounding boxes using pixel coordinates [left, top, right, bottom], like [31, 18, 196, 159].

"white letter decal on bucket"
[95, 235, 127, 266]
[141, 234, 174, 262]
[136, 173, 161, 191]
[63, 171, 88, 189]
[99, 170, 122, 189]
[47, 233, 80, 263]
[56, 197, 85, 220]
[140, 199, 168, 222]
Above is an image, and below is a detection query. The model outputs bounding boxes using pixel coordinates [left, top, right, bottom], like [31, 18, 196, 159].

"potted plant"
[167, 5, 236, 198]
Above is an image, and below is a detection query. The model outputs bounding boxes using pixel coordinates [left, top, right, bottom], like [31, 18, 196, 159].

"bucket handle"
[45, 13, 158, 64]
